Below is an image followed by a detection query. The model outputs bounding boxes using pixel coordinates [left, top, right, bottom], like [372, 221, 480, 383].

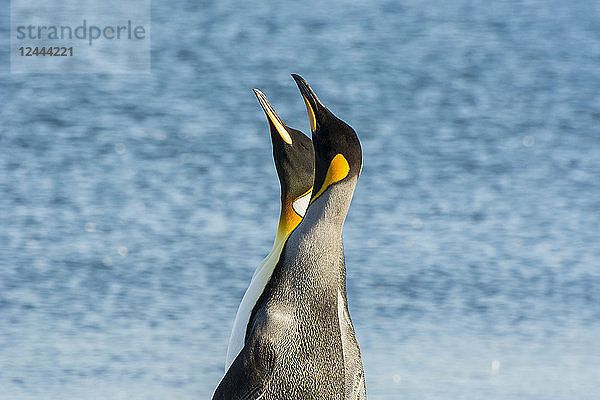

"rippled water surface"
[2, 1, 600, 399]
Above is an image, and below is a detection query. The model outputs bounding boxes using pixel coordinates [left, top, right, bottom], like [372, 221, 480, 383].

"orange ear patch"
[310, 153, 350, 204]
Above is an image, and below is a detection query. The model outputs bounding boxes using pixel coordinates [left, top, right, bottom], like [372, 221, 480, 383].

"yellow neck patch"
[265, 107, 292, 144]
[273, 187, 313, 253]
[275, 203, 303, 245]
[310, 153, 350, 204]
[302, 96, 317, 132]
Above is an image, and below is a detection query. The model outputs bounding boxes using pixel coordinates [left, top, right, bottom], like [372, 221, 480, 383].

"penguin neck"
[304, 176, 357, 233]
[281, 177, 358, 289]
[272, 201, 303, 254]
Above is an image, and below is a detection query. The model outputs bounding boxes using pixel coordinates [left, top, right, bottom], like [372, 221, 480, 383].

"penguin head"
[253, 89, 315, 238]
[291, 74, 362, 204]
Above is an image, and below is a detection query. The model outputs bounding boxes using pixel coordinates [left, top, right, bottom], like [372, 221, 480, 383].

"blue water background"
[1, 0, 600, 398]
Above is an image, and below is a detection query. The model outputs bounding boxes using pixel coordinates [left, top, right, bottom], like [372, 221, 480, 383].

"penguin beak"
[291, 74, 321, 133]
[253, 89, 293, 145]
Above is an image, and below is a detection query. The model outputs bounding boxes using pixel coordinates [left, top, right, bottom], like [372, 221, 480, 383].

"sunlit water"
[1, 1, 600, 399]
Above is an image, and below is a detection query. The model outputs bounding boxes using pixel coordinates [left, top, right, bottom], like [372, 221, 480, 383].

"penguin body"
[224, 89, 314, 371]
[214, 76, 365, 399]
[291, 74, 366, 399]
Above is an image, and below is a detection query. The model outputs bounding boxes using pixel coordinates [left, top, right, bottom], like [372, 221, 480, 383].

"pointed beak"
[253, 88, 293, 144]
[291, 74, 322, 133]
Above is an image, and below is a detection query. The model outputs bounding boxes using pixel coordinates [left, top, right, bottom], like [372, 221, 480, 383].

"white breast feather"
[224, 239, 287, 370]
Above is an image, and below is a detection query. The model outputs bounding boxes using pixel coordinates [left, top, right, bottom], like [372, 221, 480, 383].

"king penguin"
[222, 89, 315, 372]
[213, 75, 366, 400]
